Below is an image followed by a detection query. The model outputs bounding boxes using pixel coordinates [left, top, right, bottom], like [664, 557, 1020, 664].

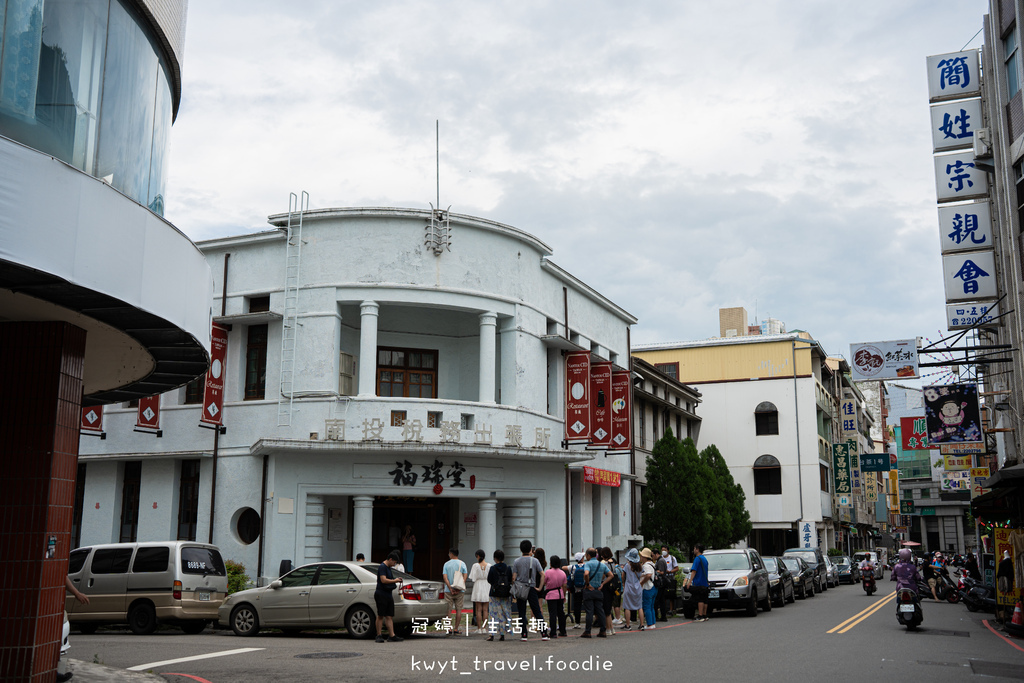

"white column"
[478, 312, 497, 403]
[479, 498, 498, 560]
[352, 495, 374, 561]
[357, 301, 379, 396]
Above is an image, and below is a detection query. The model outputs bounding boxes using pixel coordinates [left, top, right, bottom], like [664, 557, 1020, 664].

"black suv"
[783, 547, 828, 593]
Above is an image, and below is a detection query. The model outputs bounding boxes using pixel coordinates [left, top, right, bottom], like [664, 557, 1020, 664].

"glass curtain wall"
[0, 0, 173, 214]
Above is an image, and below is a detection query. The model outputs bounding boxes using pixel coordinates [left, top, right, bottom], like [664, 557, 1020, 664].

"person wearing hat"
[639, 548, 658, 629]
[569, 551, 587, 628]
[621, 547, 643, 630]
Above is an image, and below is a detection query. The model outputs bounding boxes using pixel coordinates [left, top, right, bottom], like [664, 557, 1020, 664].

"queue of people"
[439, 542, 693, 640]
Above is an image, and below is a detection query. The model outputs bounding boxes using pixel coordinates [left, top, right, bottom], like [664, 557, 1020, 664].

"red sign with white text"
[589, 362, 613, 448]
[200, 324, 229, 428]
[583, 466, 621, 488]
[80, 405, 103, 433]
[900, 416, 929, 450]
[609, 370, 633, 452]
[565, 351, 591, 442]
[136, 395, 160, 431]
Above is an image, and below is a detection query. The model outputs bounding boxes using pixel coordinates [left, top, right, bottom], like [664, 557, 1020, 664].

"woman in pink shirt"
[543, 556, 568, 638]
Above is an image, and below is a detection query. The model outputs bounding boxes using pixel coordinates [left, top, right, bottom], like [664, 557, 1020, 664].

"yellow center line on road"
[827, 591, 896, 634]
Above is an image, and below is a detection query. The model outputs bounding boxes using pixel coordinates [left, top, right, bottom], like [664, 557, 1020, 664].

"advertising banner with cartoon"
[849, 339, 919, 381]
[924, 384, 983, 445]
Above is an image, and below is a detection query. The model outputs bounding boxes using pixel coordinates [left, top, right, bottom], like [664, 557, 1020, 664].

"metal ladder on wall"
[278, 191, 308, 427]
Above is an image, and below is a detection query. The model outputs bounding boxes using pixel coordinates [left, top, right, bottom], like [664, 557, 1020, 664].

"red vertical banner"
[136, 395, 160, 431]
[610, 370, 633, 452]
[565, 351, 591, 443]
[80, 405, 103, 434]
[589, 362, 613, 448]
[200, 323, 229, 428]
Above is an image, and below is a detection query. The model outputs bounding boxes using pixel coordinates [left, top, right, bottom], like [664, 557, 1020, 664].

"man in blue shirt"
[442, 548, 468, 635]
[684, 543, 710, 623]
[581, 547, 609, 637]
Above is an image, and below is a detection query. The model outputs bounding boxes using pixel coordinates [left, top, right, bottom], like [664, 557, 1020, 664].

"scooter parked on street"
[960, 575, 997, 613]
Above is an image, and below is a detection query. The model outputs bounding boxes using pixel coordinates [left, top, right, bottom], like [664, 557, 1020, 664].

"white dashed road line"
[127, 647, 264, 671]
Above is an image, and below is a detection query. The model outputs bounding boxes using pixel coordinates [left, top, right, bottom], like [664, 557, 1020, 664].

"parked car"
[680, 548, 771, 618]
[66, 541, 228, 635]
[832, 555, 860, 584]
[823, 555, 840, 588]
[853, 551, 884, 579]
[779, 555, 815, 599]
[762, 556, 796, 607]
[219, 561, 447, 639]
[783, 547, 828, 593]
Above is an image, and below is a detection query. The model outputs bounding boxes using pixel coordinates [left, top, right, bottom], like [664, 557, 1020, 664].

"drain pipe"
[792, 340, 804, 525]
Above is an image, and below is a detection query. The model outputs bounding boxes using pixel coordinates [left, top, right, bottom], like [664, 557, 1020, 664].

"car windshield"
[706, 553, 751, 571]
[762, 557, 778, 572]
[780, 558, 801, 572]
[834, 556, 851, 566]
[786, 551, 817, 565]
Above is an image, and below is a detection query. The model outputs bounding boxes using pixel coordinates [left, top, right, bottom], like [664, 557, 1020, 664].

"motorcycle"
[862, 572, 876, 596]
[896, 587, 923, 630]
[960, 575, 997, 613]
[939, 569, 960, 603]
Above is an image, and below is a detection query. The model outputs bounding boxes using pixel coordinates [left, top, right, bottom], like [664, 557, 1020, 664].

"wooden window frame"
[654, 362, 679, 381]
[753, 466, 782, 495]
[376, 347, 438, 398]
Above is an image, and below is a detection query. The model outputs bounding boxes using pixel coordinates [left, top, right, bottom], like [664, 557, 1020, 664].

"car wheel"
[231, 604, 260, 637]
[808, 582, 815, 597]
[786, 583, 796, 603]
[746, 591, 759, 617]
[759, 589, 772, 612]
[180, 620, 207, 635]
[76, 623, 99, 635]
[820, 577, 827, 592]
[345, 604, 376, 639]
[128, 603, 157, 635]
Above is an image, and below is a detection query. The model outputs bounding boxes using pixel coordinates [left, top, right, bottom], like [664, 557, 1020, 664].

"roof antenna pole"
[436, 119, 440, 210]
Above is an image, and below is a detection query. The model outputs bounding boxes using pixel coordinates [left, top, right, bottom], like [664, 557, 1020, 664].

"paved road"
[71, 581, 1024, 682]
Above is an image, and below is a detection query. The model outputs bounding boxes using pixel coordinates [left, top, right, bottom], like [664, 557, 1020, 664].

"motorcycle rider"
[891, 548, 924, 593]
[859, 554, 876, 579]
[922, 555, 940, 600]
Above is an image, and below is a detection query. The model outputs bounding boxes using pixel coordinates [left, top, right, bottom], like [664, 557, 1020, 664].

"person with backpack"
[543, 556, 568, 638]
[512, 540, 547, 641]
[654, 548, 670, 621]
[486, 549, 512, 641]
[569, 552, 587, 628]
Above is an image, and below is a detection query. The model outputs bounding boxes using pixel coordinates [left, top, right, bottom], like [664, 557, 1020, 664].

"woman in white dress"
[469, 549, 491, 634]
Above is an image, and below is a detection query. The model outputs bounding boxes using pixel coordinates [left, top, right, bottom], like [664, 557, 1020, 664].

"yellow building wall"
[635, 340, 814, 383]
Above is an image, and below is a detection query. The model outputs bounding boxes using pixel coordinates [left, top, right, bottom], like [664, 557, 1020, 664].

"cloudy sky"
[165, 0, 989, 367]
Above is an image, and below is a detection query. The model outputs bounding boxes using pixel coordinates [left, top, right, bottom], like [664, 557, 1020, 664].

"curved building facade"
[78, 207, 638, 586]
[0, 2, 209, 679]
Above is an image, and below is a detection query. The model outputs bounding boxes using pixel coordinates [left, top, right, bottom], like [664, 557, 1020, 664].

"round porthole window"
[232, 507, 261, 545]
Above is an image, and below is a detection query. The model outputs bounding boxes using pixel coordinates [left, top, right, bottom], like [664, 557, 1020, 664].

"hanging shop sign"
[946, 301, 999, 330]
[941, 470, 971, 491]
[934, 151, 988, 202]
[583, 466, 621, 488]
[942, 452, 973, 470]
[926, 50, 980, 102]
[924, 383, 983, 445]
[942, 251, 997, 302]
[200, 323, 229, 428]
[832, 442, 852, 503]
[840, 399, 857, 436]
[930, 98, 982, 153]
[80, 405, 103, 434]
[865, 472, 879, 502]
[564, 351, 591, 443]
[847, 438, 860, 494]
[994, 529, 1020, 606]
[135, 395, 160, 432]
[940, 442, 984, 457]
[970, 467, 990, 499]
[900, 416, 930, 450]
[861, 453, 890, 472]
[588, 362, 613, 448]
[850, 339, 919, 381]
[609, 370, 633, 452]
[938, 201, 992, 253]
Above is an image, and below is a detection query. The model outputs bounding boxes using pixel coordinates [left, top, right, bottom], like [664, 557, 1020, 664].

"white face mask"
[662, 551, 668, 557]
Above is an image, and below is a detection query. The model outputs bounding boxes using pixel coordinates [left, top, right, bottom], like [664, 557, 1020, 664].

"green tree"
[640, 429, 710, 553]
[700, 443, 752, 547]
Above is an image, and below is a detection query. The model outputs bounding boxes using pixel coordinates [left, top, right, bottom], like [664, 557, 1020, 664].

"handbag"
[511, 563, 533, 600]
[452, 565, 466, 592]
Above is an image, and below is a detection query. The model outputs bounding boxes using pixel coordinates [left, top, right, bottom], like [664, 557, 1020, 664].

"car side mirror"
[270, 580, 283, 589]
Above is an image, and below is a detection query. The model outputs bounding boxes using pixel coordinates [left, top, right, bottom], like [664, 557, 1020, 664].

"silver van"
[66, 541, 228, 634]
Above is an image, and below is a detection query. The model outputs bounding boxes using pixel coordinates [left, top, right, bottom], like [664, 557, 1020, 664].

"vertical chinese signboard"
[589, 362, 612, 448]
[900, 416, 929, 450]
[832, 443, 851, 506]
[609, 370, 633, 452]
[200, 323, 229, 428]
[564, 351, 591, 444]
[994, 529, 1016, 607]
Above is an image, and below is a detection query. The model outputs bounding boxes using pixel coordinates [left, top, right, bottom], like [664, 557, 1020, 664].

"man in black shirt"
[375, 550, 404, 643]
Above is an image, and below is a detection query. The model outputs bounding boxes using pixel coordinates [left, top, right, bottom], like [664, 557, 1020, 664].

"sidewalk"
[65, 659, 167, 682]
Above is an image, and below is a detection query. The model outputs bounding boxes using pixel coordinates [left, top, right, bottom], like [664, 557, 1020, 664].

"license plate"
[422, 591, 436, 599]
[899, 604, 915, 613]
[198, 592, 210, 602]
[708, 589, 719, 599]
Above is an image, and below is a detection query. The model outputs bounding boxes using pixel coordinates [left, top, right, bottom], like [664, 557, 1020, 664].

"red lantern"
[433, 484, 443, 495]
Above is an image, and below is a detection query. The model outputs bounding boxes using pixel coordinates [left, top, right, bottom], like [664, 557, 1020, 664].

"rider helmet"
[899, 548, 912, 562]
